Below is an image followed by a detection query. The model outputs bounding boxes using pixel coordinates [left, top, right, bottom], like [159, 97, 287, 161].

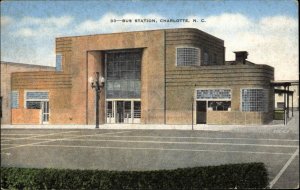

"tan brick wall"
[207, 112, 264, 125]
[1, 62, 54, 124]
[11, 89, 41, 124]
[12, 109, 40, 124]
[10, 71, 72, 124]
[65, 30, 165, 124]
[164, 29, 274, 125]
[7, 28, 275, 125]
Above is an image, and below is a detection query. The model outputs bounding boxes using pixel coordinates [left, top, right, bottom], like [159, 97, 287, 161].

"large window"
[56, 54, 62, 71]
[176, 47, 200, 66]
[25, 91, 49, 109]
[106, 50, 141, 99]
[241, 89, 268, 112]
[11, 91, 19, 108]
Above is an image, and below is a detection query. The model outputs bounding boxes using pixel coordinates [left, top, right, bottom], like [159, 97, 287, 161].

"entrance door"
[196, 101, 207, 124]
[107, 100, 140, 124]
[124, 101, 131, 123]
[116, 101, 124, 123]
[41, 101, 49, 124]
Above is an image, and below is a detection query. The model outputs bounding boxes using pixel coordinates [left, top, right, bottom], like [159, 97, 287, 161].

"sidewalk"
[1, 112, 298, 134]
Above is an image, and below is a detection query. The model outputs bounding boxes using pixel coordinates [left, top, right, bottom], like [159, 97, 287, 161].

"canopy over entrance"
[271, 81, 294, 125]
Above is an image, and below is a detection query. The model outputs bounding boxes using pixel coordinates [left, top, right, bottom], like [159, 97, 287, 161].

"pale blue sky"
[1, 0, 298, 80]
[1, 0, 297, 20]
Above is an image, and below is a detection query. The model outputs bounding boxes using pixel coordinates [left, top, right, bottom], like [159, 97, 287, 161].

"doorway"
[116, 101, 125, 123]
[41, 101, 49, 124]
[196, 101, 207, 124]
[106, 100, 141, 124]
[116, 101, 132, 123]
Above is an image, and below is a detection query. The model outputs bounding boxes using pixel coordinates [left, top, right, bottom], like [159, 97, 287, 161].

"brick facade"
[7, 28, 275, 125]
[0, 62, 55, 124]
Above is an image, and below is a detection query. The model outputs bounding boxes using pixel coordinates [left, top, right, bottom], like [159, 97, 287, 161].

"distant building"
[8, 28, 275, 125]
[274, 80, 299, 110]
[0, 61, 55, 124]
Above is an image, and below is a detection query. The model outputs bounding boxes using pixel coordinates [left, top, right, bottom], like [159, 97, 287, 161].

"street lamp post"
[89, 72, 105, 129]
[191, 95, 194, 130]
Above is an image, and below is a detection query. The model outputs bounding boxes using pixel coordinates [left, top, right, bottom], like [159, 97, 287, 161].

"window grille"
[134, 101, 141, 118]
[106, 50, 141, 99]
[176, 47, 200, 66]
[241, 89, 268, 112]
[11, 91, 19, 108]
[106, 101, 113, 117]
[124, 101, 131, 118]
[56, 54, 62, 71]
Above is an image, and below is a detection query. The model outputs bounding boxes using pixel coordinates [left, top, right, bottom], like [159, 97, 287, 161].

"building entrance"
[106, 100, 141, 124]
[196, 101, 207, 124]
[116, 101, 124, 123]
[41, 101, 49, 124]
[105, 49, 142, 124]
[116, 101, 132, 123]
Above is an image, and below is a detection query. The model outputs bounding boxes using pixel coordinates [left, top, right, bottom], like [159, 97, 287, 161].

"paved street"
[1, 123, 299, 189]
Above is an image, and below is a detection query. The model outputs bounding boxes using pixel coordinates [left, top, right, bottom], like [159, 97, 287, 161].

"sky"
[1, 0, 299, 80]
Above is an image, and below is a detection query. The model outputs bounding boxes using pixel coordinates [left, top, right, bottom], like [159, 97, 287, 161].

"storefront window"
[208, 101, 231, 111]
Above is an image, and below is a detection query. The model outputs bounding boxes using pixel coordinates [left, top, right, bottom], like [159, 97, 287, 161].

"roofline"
[225, 60, 274, 68]
[1, 61, 55, 68]
[274, 89, 294, 95]
[55, 27, 224, 42]
[272, 80, 299, 83]
[271, 81, 292, 87]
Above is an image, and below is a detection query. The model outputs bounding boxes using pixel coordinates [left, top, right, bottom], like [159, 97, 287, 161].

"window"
[134, 101, 141, 118]
[208, 101, 231, 111]
[106, 50, 141, 99]
[196, 89, 231, 112]
[106, 101, 113, 117]
[277, 102, 284, 109]
[26, 92, 49, 100]
[203, 52, 209, 65]
[213, 53, 217, 65]
[11, 91, 19, 108]
[124, 101, 131, 118]
[176, 47, 200, 66]
[56, 54, 62, 71]
[25, 91, 49, 109]
[197, 89, 231, 100]
[26, 101, 41, 109]
[241, 89, 268, 112]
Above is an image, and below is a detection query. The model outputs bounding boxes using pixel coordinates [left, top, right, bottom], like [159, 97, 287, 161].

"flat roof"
[271, 81, 292, 87]
[55, 28, 224, 42]
[274, 89, 294, 95]
[1, 61, 55, 68]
